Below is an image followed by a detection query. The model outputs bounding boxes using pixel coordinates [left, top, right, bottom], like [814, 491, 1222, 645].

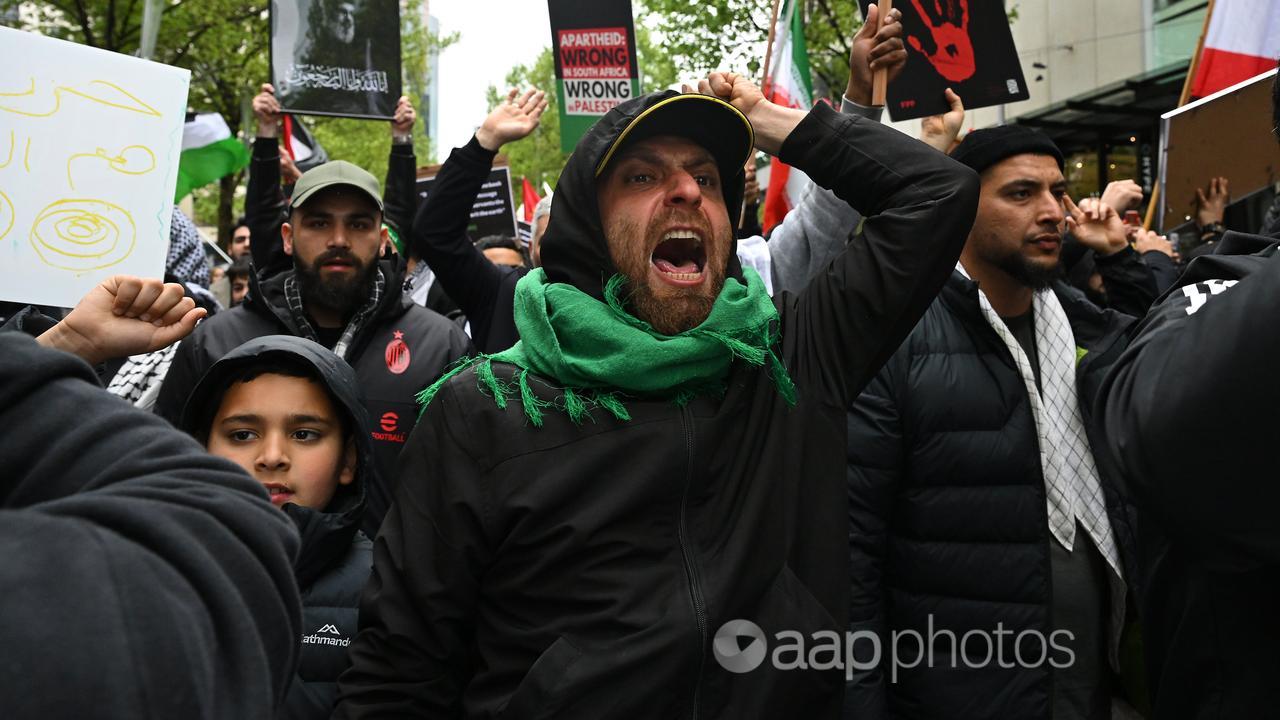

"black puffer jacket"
[1098, 232, 1280, 719]
[334, 95, 980, 718]
[178, 336, 376, 720]
[155, 261, 472, 536]
[845, 274, 1140, 719]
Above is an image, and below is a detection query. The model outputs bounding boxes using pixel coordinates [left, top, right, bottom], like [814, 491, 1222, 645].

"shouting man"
[335, 54, 980, 720]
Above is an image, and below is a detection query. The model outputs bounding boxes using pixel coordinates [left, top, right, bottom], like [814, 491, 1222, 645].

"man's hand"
[253, 83, 281, 139]
[846, 3, 906, 106]
[1066, 196, 1128, 256]
[475, 88, 548, 152]
[1101, 179, 1143, 214]
[919, 88, 964, 153]
[742, 160, 760, 206]
[697, 72, 805, 156]
[391, 96, 416, 138]
[1134, 228, 1176, 259]
[280, 152, 302, 185]
[1195, 176, 1229, 228]
[37, 277, 206, 365]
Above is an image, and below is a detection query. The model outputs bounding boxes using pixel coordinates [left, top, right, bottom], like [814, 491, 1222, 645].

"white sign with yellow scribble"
[0, 26, 190, 307]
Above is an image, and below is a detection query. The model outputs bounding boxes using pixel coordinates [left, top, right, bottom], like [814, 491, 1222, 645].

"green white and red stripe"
[174, 113, 249, 201]
[1189, 0, 1280, 99]
[762, 0, 814, 234]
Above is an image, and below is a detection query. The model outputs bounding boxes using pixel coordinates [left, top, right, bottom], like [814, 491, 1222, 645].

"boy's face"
[206, 373, 356, 510]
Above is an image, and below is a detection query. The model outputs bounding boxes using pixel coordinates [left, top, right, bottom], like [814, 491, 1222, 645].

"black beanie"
[950, 125, 1064, 175]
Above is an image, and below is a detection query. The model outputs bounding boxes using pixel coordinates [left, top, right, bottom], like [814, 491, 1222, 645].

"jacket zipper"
[677, 405, 708, 720]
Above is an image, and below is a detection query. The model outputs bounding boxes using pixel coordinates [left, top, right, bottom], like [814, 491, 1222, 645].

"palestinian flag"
[175, 113, 249, 201]
[761, 0, 814, 235]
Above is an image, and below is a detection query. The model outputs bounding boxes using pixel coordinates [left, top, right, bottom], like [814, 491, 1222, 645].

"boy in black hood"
[179, 335, 374, 720]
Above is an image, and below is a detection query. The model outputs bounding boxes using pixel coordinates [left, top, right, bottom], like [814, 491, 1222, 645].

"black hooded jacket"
[1097, 231, 1280, 718]
[333, 94, 980, 719]
[0, 333, 301, 719]
[154, 259, 473, 535]
[179, 336, 376, 720]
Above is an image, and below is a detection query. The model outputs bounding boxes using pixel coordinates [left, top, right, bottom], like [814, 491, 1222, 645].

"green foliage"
[637, 0, 864, 102]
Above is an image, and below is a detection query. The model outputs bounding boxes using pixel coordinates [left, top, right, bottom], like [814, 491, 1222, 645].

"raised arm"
[408, 89, 547, 335]
[246, 83, 292, 277]
[384, 95, 419, 239]
[766, 9, 908, 295]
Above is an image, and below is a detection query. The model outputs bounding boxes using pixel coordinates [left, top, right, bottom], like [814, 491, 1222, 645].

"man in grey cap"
[156, 160, 472, 535]
[845, 125, 1145, 719]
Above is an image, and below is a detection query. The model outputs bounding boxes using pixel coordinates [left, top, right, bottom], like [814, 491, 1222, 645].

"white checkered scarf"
[283, 267, 385, 360]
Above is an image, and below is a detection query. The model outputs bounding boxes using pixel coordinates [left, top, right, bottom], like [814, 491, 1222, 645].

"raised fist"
[906, 0, 976, 84]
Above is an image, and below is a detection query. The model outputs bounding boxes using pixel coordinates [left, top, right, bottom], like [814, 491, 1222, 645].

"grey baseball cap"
[289, 160, 383, 212]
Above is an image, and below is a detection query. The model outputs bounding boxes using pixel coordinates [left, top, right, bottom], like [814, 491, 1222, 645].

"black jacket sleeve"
[777, 103, 980, 407]
[1141, 250, 1179, 295]
[247, 137, 291, 278]
[334, 380, 491, 718]
[384, 142, 418, 237]
[0, 333, 301, 719]
[1097, 249, 1280, 573]
[408, 136, 515, 340]
[843, 352, 906, 718]
[1095, 245, 1158, 316]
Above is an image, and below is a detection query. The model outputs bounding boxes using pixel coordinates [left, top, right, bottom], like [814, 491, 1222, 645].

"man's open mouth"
[651, 229, 707, 285]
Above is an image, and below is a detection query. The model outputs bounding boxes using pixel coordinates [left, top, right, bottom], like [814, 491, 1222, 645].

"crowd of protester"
[4, 5, 1280, 719]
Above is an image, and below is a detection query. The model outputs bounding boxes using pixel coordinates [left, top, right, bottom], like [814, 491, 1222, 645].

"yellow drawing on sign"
[29, 198, 137, 273]
[0, 190, 13, 243]
[0, 78, 161, 119]
[23, 137, 31, 173]
[0, 131, 13, 169]
[67, 145, 156, 190]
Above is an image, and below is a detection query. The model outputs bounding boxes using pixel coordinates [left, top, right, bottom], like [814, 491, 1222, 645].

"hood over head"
[177, 335, 378, 585]
[539, 90, 755, 301]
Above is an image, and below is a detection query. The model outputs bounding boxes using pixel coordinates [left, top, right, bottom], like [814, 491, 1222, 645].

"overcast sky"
[430, 1, 553, 160]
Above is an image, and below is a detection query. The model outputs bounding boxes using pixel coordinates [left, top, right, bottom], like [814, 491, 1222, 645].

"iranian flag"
[762, 0, 814, 235]
[174, 113, 249, 201]
[1189, 0, 1280, 99]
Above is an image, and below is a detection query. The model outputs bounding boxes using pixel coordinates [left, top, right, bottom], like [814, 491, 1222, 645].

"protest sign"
[858, 0, 1029, 121]
[0, 27, 190, 308]
[271, 0, 402, 120]
[416, 163, 518, 241]
[1157, 67, 1280, 232]
[548, 0, 641, 153]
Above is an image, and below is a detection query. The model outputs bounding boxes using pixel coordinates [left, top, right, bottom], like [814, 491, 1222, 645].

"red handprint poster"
[858, 0, 1029, 121]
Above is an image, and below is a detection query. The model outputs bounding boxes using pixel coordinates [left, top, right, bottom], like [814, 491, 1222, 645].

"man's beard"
[604, 211, 729, 335]
[293, 249, 377, 320]
[985, 236, 1064, 291]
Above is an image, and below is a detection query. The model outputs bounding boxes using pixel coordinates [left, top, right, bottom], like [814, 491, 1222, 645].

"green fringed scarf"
[416, 266, 796, 427]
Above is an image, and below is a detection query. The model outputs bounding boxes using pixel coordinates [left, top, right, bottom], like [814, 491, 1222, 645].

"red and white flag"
[1189, 0, 1280, 99]
[761, 0, 814, 235]
[521, 177, 541, 223]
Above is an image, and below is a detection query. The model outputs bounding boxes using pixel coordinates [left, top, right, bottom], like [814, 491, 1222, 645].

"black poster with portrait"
[271, 0, 402, 120]
[858, 0, 1029, 121]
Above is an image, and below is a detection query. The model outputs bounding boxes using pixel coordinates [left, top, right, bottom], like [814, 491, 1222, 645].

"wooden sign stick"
[871, 0, 894, 106]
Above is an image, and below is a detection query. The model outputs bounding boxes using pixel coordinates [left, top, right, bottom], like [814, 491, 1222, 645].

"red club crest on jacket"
[385, 331, 411, 375]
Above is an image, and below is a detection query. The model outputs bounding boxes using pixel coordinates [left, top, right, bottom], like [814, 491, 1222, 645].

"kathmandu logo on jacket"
[385, 330, 411, 374]
[302, 623, 350, 647]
